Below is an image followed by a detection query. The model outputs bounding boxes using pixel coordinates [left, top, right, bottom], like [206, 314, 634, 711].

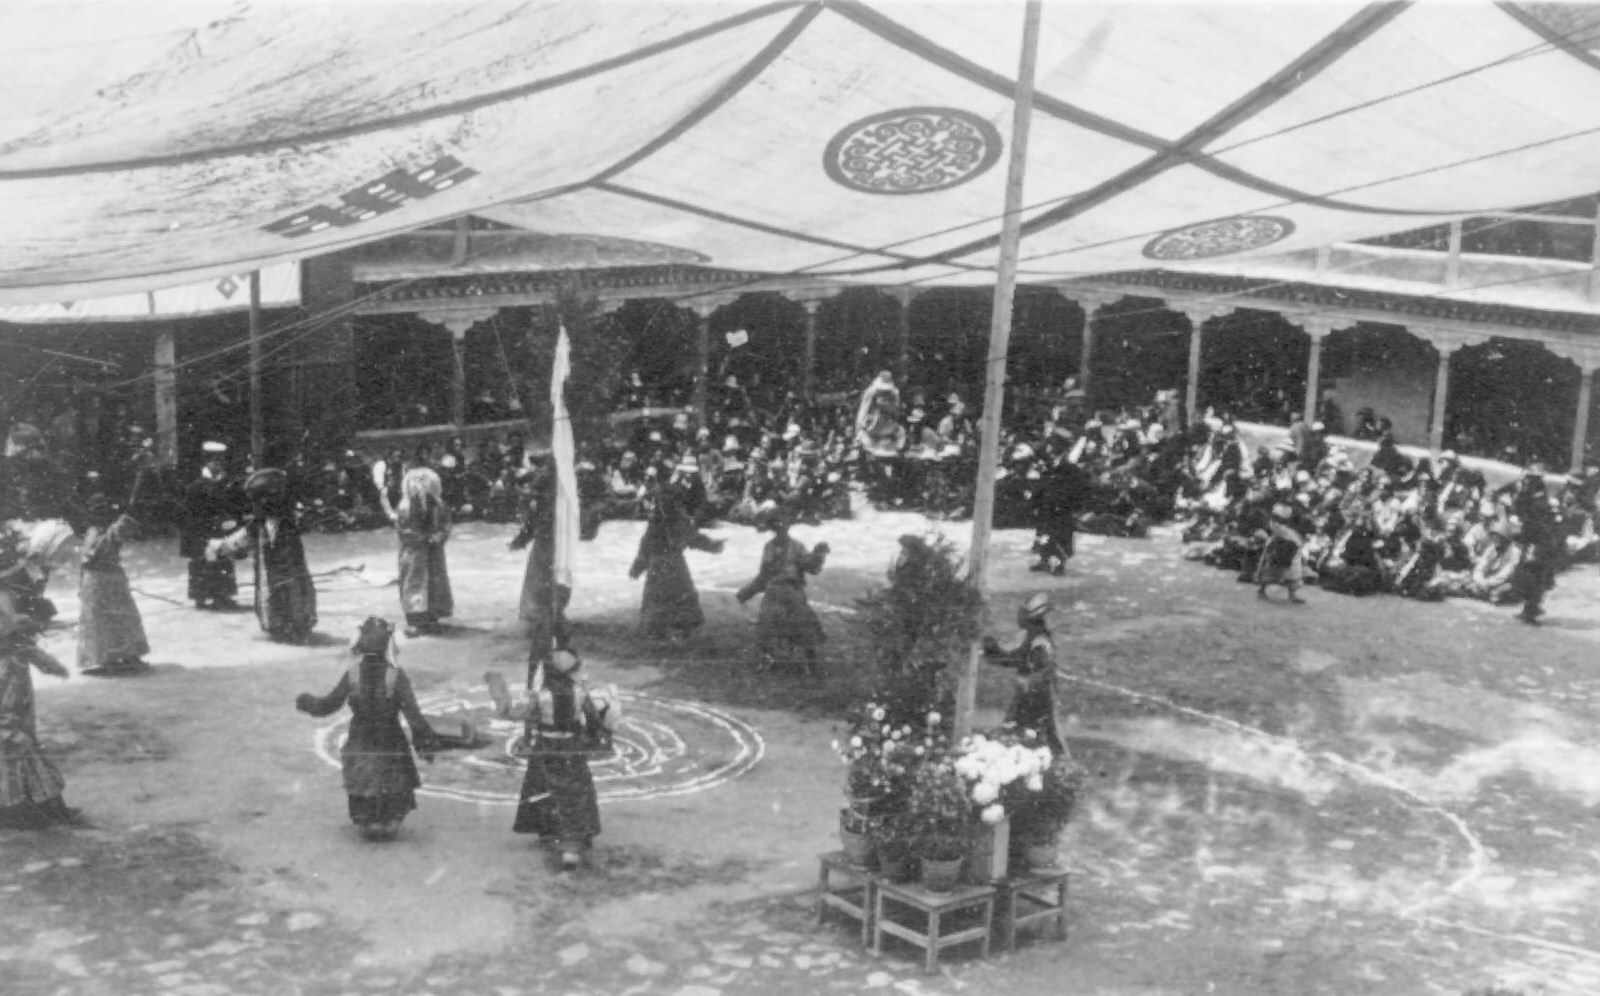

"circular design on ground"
[312, 689, 764, 805]
[1142, 216, 1295, 260]
[824, 107, 1002, 195]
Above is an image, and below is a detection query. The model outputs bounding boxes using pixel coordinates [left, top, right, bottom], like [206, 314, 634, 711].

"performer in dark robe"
[1506, 465, 1560, 625]
[981, 592, 1065, 755]
[76, 497, 149, 672]
[629, 479, 723, 640]
[504, 647, 604, 870]
[296, 617, 437, 840]
[736, 512, 829, 673]
[1030, 452, 1091, 575]
[213, 468, 317, 644]
[394, 468, 453, 637]
[179, 441, 241, 609]
[510, 461, 571, 644]
[0, 522, 82, 829]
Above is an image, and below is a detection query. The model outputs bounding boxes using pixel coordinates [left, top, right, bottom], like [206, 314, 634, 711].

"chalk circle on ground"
[312, 688, 765, 805]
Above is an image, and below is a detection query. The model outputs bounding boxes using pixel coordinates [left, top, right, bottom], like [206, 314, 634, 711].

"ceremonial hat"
[244, 467, 287, 498]
[1022, 592, 1051, 619]
[351, 616, 397, 658]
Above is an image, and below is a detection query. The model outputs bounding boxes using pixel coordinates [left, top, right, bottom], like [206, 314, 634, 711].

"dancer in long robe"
[0, 522, 81, 829]
[394, 468, 453, 637]
[736, 512, 829, 673]
[76, 497, 149, 672]
[629, 479, 723, 640]
[501, 647, 603, 870]
[179, 442, 241, 609]
[213, 468, 317, 644]
[296, 617, 437, 840]
[982, 592, 1065, 756]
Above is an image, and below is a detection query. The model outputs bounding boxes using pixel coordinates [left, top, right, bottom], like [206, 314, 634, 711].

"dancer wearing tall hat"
[211, 468, 317, 644]
[0, 520, 84, 828]
[76, 495, 149, 673]
[394, 467, 453, 638]
[981, 592, 1065, 755]
[295, 617, 438, 840]
[629, 472, 724, 641]
[736, 509, 829, 674]
[179, 441, 242, 610]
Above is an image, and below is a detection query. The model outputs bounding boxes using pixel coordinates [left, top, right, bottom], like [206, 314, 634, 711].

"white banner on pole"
[551, 325, 582, 590]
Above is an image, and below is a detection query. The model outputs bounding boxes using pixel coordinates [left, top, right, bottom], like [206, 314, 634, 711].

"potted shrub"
[871, 815, 916, 883]
[905, 755, 971, 891]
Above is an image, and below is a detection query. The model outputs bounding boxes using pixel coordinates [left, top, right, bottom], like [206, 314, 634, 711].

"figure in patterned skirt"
[394, 467, 454, 637]
[0, 521, 83, 829]
[295, 617, 437, 840]
[736, 511, 829, 674]
[77, 495, 149, 673]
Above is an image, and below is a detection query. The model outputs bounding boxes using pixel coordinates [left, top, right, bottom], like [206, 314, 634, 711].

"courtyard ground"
[2, 504, 1598, 996]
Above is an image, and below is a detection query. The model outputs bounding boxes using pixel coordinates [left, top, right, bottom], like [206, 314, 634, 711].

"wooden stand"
[816, 850, 877, 945]
[872, 878, 996, 974]
[994, 867, 1070, 952]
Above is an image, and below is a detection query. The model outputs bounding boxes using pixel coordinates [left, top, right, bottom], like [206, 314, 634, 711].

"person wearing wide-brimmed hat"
[76, 495, 149, 673]
[736, 510, 829, 674]
[210, 468, 317, 644]
[179, 441, 243, 610]
[981, 592, 1065, 755]
[296, 617, 438, 840]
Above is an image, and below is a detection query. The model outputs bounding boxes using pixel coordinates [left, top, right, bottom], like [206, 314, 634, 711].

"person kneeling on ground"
[295, 617, 437, 841]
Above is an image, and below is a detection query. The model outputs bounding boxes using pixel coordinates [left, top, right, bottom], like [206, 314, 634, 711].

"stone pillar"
[1296, 317, 1345, 425]
[801, 298, 821, 403]
[686, 300, 720, 427]
[153, 327, 178, 469]
[1573, 358, 1598, 474]
[418, 306, 498, 428]
[1069, 292, 1115, 405]
[1430, 344, 1455, 455]
[1175, 301, 1236, 427]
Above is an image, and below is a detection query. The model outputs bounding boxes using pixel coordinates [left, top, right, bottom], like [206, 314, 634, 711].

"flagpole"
[955, 0, 1043, 743]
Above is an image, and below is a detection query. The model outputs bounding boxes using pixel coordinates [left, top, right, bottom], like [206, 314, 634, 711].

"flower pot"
[920, 855, 964, 892]
[965, 816, 1009, 884]
[876, 843, 914, 883]
[839, 810, 874, 866]
[1023, 838, 1060, 871]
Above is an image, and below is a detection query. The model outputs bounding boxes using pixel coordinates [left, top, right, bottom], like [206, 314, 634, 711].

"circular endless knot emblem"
[1142, 216, 1295, 261]
[312, 689, 764, 806]
[824, 107, 1002, 195]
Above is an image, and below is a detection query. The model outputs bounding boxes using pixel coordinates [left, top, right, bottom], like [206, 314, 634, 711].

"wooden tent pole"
[248, 270, 264, 467]
[955, 0, 1043, 743]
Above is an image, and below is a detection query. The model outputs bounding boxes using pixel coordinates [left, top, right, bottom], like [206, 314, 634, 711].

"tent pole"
[955, 0, 1043, 744]
[248, 271, 264, 468]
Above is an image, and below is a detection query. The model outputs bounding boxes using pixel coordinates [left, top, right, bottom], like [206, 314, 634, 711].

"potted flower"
[1008, 752, 1083, 870]
[950, 727, 1056, 882]
[905, 754, 971, 891]
[870, 813, 916, 883]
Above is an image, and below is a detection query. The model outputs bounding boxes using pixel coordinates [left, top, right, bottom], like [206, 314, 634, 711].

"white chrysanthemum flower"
[850, 735, 863, 748]
[1025, 774, 1044, 792]
[927, 711, 941, 725]
[972, 780, 1000, 805]
[981, 803, 1005, 825]
[872, 707, 886, 721]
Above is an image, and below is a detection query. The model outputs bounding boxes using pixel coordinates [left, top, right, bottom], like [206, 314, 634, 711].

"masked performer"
[212, 468, 317, 644]
[395, 467, 453, 637]
[629, 477, 724, 641]
[736, 511, 829, 673]
[77, 496, 149, 672]
[296, 617, 437, 840]
[0, 522, 81, 829]
[179, 442, 241, 609]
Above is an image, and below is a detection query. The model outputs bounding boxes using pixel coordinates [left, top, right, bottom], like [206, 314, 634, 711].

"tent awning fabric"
[4, 1, 1600, 307]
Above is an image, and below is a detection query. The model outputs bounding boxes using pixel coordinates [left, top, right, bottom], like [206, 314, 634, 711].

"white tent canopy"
[4, 1, 1600, 306]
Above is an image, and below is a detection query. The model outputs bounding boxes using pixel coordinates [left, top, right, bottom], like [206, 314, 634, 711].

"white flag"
[551, 325, 581, 589]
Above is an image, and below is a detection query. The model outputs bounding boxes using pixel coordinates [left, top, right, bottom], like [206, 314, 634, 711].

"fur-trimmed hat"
[1022, 592, 1051, 619]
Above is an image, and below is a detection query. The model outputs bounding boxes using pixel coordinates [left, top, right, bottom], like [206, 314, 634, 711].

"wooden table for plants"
[871, 878, 996, 974]
[994, 867, 1070, 952]
[816, 850, 878, 945]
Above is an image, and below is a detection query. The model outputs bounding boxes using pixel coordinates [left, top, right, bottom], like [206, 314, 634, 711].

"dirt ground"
[2, 504, 1598, 996]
